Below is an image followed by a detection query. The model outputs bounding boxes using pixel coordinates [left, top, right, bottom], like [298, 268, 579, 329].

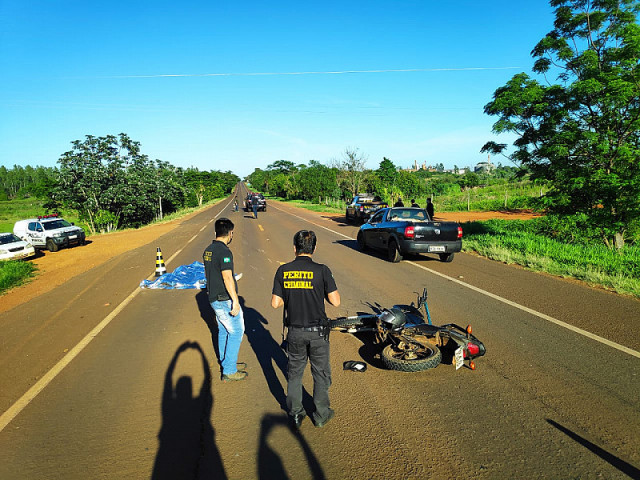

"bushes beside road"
[0, 260, 36, 295]
[462, 218, 640, 298]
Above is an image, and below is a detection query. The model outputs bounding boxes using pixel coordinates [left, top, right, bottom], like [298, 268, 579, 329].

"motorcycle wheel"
[381, 342, 442, 372]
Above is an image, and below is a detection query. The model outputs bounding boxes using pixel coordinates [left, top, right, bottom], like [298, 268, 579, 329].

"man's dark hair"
[215, 218, 234, 238]
[293, 230, 316, 255]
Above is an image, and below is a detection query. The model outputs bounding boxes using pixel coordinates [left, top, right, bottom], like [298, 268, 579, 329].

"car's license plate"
[69, 235, 77, 239]
[429, 245, 446, 252]
[454, 347, 464, 370]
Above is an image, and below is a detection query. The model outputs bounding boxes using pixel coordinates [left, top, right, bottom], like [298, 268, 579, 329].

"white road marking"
[0, 198, 233, 432]
[270, 203, 640, 359]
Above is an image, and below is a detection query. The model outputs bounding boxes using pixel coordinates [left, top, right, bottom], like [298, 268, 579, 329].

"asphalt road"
[1, 185, 639, 479]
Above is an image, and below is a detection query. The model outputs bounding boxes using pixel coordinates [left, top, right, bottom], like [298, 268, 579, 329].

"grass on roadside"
[265, 196, 345, 214]
[462, 220, 640, 297]
[0, 260, 37, 295]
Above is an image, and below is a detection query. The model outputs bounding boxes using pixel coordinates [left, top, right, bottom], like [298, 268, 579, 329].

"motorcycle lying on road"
[330, 288, 486, 372]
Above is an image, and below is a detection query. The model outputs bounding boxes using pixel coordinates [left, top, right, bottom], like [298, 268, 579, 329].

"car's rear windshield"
[388, 209, 428, 222]
[43, 219, 72, 230]
[0, 234, 21, 245]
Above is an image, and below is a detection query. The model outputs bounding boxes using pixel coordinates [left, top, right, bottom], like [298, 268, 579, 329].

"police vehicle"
[13, 214, 86, 252]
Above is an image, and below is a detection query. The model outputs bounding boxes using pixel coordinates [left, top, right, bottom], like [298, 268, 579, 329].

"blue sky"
[0, 1, 556, 177]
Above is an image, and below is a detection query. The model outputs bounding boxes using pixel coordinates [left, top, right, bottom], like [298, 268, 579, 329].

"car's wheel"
[345, 211, 351, 223]
[388, 239, 402, 263]
[356, 231, 367, 251]
[381, 341, 442, 372]
[46, 239, 59, 252]
[439, 252, 455, 263]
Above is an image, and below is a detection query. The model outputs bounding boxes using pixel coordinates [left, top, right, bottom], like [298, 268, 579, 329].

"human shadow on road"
[152, 341, 227, 480]
[258, 414, 326, 480]
[334, 239, 440, 263]
[546, 419, 640, 478]
[240, 296, 290, 411]
[196, 290, 222, 372]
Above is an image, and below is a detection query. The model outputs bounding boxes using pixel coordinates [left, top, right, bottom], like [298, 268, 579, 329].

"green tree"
[482, 0, 640, 248]
[54, 133, 181, 232]
[376, 157, 397, 184]
[298, 160, 338, 201]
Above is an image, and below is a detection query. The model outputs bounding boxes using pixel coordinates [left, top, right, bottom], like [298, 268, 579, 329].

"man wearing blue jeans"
[203, 218, 247, 382]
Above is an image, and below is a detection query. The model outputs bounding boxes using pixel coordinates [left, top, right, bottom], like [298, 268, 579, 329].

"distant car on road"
[0, 233, 36, 261]
[345, 194, 388, 224]
[244, 193, 267, 212]
[13, 214, 86, 252]
[357, 207, 462, 262]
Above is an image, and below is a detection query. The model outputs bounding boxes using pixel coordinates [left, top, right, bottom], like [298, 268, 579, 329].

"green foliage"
[483, 0, 640, 248]
[52, 134, 239, 232]
[0, 165, 58, 200]
[0, 260, 36, 294]
[462, 219, 640, 296]
[376, 157, 397, 184]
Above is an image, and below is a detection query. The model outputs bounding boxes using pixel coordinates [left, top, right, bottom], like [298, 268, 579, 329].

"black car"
[245, 193, 267, 212]
[357, 207, 462, 262]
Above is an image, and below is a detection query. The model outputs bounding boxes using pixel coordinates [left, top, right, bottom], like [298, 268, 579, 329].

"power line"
[99, 66, 523, 79]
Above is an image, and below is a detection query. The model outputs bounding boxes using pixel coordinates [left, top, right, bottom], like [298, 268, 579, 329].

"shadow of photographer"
[258, 414, 326, 480]
[151, 341, 227, 480]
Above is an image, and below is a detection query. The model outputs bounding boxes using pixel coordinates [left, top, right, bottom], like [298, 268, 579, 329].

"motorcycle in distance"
[330, 288, 486, 372]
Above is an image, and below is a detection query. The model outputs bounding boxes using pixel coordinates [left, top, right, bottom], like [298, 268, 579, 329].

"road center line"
[0, 199, 233, 433]
[271, 203, 640, 359]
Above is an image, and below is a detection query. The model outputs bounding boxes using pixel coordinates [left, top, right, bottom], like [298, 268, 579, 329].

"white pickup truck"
[14, 214, 86, 252]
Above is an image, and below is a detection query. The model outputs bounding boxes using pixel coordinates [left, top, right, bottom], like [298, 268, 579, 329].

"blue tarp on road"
[140, 261, 206, 289]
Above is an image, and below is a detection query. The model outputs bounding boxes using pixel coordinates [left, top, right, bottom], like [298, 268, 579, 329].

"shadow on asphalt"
[196, 290, 221, 370]
[152, 341, 227, 480]
[240, 296, 316, 414]
[320, 214, 352, 229]
[240, 296, 289, 411]
[258, 414, 326, 480]
[546, 419, 640, 478]
[333, 239, 441, 263]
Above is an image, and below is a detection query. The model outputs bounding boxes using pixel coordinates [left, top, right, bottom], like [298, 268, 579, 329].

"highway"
[1, 186, 639, 479]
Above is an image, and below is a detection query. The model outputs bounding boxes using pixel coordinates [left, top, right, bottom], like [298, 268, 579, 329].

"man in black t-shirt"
[426, 197, 435, 219]
[203, 218, 246, 382]
[272, 230, 340, 428]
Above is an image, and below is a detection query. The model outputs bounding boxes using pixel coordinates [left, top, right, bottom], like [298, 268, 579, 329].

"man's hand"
[231, 300, 240, 317]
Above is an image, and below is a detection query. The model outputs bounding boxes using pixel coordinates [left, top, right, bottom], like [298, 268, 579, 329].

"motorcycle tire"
[381, 342, 442, 372]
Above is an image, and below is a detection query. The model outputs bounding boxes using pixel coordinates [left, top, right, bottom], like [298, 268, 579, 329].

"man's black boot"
[289, 413, 306, 429]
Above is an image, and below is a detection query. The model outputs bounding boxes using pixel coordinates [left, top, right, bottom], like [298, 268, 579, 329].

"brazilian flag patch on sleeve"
[223, 257, 231, 263]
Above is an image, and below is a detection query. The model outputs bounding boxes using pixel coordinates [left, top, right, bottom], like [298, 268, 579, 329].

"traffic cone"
[155, 247, 167, 277]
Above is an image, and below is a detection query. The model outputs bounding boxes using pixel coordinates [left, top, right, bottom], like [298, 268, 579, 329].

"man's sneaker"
[314, 409, 335, 428]
[222, 371, 248, 382]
